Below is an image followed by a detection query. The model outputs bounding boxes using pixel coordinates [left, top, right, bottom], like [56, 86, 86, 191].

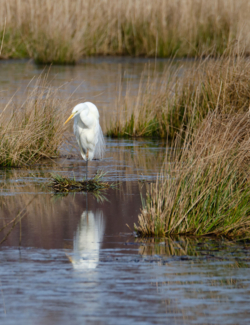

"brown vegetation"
[135, 111, 250, 238]
[107, 55, 250, 138]
[0, 74, 73, 167]
[1, 0, 250, 63]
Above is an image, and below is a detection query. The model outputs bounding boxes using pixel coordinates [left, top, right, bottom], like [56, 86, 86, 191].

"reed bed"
[0, 74, 72, 167]
[107, 55, 250, 138]
[135, 112, 250, 239]
[1, 0, 250, 63]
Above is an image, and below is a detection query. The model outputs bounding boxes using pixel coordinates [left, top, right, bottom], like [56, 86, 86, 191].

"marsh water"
[0, 58, 250, 325]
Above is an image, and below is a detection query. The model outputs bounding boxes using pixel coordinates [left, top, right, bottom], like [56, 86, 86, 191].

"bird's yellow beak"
[64, 113, 75, 125]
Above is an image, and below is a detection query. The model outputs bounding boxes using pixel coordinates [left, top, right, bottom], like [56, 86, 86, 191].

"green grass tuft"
[50, 171, 118, 193]
[106, 55, 250, 139]
[135, 113, 250, 239]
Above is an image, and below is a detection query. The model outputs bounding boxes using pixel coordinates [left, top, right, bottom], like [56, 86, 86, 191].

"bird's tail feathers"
[94, 124, 106, 160]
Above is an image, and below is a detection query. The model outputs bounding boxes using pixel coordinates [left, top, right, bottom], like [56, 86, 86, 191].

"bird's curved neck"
[78, 109, 94, 128]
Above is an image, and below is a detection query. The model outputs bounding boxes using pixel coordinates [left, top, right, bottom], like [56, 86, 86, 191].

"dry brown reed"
[107, 64, 178, 138]
[135, 111, 250, 238]
[1, 0, 250, 62]
[107, 55, 250, 138]
[0, 74, 73, 167]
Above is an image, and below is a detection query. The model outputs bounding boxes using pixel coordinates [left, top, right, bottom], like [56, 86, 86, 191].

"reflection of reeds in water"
[141, 238, 250, 324]
[0, 181, 86, 246]
[69, 210, 105, 270]
[0, 177, 138, 246]
[137, 237, 199, 257]
[0, 195, 36, 245]
[137, 236, 250, 268]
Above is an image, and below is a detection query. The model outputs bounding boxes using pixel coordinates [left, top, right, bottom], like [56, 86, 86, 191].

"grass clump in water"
[135, 112, 250, 239]
[107, 55, 250, 139]
[106, 65, 187, 139]
[0, 74, 72, 167]
[50, 171, 117, 193]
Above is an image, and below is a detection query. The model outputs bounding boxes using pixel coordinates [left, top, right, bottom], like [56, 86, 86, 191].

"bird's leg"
[86, 191, 88, 224]
[86, 150, 89, 181]
[86, 160, 88, 181]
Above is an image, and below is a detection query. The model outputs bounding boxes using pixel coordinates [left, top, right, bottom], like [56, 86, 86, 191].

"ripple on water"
[0, 140, 250, 324]
[0, 238, 250, 325]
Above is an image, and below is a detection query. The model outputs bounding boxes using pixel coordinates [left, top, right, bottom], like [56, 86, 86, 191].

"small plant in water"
[50, 170, 117, 193]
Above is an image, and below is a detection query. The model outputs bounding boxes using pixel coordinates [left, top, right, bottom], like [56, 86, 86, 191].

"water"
[0, 57, 189, 125]
[0, 59, 250, 325]
[0, 57, 171, 105]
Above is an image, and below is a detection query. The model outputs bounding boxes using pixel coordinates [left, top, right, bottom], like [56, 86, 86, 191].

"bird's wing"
[94, 123, 106, 160]
[74, 116, 87, 159]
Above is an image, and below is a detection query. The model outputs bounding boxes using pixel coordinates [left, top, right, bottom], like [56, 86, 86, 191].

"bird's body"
[64, 102, 105, 179]
[73, 102, 105, 161]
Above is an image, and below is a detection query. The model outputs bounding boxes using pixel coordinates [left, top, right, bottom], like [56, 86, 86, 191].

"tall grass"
[1, 0, 250, 63]
[0, 75, 72, 167]
[107, 55, 250, 138]
[135, 112, 250, 238]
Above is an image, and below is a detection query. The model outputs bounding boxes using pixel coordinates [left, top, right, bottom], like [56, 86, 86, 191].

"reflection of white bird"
[71, 210, 105, 270]
[64, 102, 105, 180]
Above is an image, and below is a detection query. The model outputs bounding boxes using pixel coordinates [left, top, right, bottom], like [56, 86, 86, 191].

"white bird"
[64, 102, 105, 180]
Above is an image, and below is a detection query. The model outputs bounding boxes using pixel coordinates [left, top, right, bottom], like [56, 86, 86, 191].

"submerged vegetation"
[135, 112, 250, 239]
[0, 74, 72, 167]
[1, 0, 250, 63]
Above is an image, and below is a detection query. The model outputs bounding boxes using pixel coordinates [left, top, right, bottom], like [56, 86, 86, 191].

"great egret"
[64, 102, 105, 180]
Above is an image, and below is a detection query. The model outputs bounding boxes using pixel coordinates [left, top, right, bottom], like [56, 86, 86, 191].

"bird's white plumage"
[71, 102, 105, 161]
